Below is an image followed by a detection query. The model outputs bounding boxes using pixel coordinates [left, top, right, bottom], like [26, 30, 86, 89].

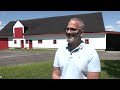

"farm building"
[0, 12, 118, 51]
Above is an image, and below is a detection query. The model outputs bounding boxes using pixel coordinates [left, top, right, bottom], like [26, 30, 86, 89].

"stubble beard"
[66, 33, 80, 44]
[66, 36, 75, 43]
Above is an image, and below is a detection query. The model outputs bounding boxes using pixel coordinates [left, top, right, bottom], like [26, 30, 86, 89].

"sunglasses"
[65, 28, 80, 31]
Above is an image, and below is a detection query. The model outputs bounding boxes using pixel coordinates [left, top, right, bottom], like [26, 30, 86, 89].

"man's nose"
[67, 29, 72, 33]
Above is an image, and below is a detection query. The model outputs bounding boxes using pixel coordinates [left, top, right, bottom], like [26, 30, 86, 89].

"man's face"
[65, 20, 82, 43]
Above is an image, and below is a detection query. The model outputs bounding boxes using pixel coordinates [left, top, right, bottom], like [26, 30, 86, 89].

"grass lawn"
[100, 60, 120, 79]
[0, 60, 120, 79]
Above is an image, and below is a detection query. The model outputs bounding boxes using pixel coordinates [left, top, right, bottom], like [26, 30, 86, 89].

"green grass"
[0, 60, 120, 79]
[0, 60, 53, 79]
[100, 60, 120, 79]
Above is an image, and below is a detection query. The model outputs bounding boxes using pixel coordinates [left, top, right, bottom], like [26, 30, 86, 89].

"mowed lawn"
[0, 60, 120, 79]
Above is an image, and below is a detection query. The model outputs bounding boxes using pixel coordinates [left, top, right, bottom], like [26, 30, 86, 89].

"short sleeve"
[53, 49, 60, 67]
[87, 49, 101, 72]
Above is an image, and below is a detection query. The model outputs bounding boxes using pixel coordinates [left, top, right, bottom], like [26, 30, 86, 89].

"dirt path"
[0, 50, 55, 66]
[0, 50, 120, 66]
[98, 51, 120, 60]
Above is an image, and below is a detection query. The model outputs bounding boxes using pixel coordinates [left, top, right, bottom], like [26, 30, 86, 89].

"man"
[52, 18, 101, 79]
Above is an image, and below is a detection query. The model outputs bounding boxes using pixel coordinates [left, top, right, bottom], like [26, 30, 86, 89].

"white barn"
[0, 12, 106, 50]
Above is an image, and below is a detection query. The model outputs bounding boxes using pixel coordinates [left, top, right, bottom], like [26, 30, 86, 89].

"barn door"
[21, 40, 24, 48]
[29, 40, 32, 49]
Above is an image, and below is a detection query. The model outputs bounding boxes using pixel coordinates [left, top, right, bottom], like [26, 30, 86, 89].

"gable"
[0, 12, 105, 36]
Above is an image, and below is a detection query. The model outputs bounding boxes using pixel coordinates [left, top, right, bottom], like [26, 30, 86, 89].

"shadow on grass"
[101, 60, 120, 78]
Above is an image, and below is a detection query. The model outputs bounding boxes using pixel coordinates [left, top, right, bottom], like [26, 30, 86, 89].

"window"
[53, 40, 57, 44]
[26, 40, 29, 44]
[38, 40, 42, 44]
[29, 40, 32, 44]
[85, 39, 89, 44]
[14, 40, 17, 44]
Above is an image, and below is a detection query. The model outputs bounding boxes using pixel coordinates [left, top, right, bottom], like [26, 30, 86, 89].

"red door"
[0, 38, 8, 49]
[14, 28, 23, 38]
[21, 40, 24, 48]
[29, 40, 32, 49]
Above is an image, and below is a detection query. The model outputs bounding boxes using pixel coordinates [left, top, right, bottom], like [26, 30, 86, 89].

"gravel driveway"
[0, 50, 55, 66]
[0, 50, 120, 66]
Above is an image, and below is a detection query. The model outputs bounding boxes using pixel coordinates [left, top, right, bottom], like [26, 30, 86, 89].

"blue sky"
[0, 11, 120, 32]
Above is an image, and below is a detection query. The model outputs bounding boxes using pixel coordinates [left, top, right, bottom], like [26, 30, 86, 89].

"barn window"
[26, 40, 29, 44]
[29, 40, 32, 44]
[53, 40, 57, 44]
[38, 40, 42, 44]
[14, 40, 17, 44]
[85, 39, 89, 44]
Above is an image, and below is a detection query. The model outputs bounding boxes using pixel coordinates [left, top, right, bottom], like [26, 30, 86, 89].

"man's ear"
[80, 30, 84, 36]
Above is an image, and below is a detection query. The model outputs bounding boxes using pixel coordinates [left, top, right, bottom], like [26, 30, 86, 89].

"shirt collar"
[66, 41, 85, 52]
[77, 41, 85, 50]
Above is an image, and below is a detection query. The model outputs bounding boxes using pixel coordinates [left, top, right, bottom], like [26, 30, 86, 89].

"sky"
[0, 11, 120, 32]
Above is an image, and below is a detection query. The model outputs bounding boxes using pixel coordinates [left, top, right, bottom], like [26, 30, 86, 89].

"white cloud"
[0, 21, 2, 25]
[116, 21, 120, 27]
[105, 26, 115, 31]
[0, 21, 4, 30]
[0, 26, 4, 30]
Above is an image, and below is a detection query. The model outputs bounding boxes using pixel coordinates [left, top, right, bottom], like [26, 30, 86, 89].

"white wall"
[24, 34, 67, 49]
[8, 36, 13, 48]
[8, 33, 106, 50]
[32, 39, 67, 49]
[8, 36, 25, 48]
[82, 33, 106, 49]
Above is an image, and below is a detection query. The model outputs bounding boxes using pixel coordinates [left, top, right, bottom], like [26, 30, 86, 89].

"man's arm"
[87, 72, 100, 79]
[52, 67, 61, 79]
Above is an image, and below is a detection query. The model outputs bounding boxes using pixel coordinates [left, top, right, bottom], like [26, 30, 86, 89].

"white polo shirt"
[53, 42, 101, 79]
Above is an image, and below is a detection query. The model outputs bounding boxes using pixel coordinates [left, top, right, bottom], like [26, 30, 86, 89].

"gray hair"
[70, 18, 85, 30]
